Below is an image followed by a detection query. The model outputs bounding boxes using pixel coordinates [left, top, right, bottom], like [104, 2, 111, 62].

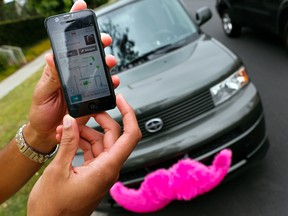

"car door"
[229, 0, 268, 28]
[261, 0, 281, 33]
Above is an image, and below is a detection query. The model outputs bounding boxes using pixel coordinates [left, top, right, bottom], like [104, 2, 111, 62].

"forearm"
[0, 138, 42, 203]
[28, 203, 98, 216]
[0, 123, 57, 203]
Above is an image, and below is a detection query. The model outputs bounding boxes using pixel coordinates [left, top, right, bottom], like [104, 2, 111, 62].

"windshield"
[97, 0, 198, 73]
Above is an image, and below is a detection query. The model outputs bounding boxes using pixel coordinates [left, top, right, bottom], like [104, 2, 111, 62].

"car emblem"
[145, 118, 164, 133]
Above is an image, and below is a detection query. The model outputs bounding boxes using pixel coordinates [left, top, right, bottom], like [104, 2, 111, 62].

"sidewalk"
[0, 49, 51, 99]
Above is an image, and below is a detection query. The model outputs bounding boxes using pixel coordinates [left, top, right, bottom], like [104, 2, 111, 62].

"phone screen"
[45, 10, 116, 117]
[55, 25, 111, 105]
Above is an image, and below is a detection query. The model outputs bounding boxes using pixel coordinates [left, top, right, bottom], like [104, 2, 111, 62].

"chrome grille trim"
[138, 90, 215, 138]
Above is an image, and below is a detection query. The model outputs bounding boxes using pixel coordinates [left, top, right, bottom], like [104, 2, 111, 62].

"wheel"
[221, 10, 241, 37]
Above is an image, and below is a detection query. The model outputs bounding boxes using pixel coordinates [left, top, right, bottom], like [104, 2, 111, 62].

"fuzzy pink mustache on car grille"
[110, 149, 232, 213]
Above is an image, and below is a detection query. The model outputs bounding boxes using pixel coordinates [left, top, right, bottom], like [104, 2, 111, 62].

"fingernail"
[63, 115, 72, 129]
[117, 93, 123, 100]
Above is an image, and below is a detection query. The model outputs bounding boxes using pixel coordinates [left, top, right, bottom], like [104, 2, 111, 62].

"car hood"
[87, 35, 240, 127]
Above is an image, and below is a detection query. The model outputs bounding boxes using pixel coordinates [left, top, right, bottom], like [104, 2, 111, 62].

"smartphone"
[45, 9, 116, 118]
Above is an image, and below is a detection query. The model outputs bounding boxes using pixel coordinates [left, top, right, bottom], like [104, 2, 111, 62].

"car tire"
[221, 10, 241, 37]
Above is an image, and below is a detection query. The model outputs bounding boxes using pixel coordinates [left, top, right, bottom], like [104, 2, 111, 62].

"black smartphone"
[45, 9, 116, 118]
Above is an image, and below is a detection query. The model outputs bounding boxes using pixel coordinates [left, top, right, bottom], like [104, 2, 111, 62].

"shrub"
[0, 17, 47, 48]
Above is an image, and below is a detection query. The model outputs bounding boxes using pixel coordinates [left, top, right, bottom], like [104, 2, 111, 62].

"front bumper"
[100, 83, 268, 209]
[118, 83, 268, 182]
[74, 83, 269, 209]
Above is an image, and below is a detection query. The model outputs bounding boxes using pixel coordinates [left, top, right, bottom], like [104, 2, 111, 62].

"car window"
[97, 0, 198, 72]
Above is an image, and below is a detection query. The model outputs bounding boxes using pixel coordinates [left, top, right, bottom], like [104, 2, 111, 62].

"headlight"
[210, 67, 249, 106]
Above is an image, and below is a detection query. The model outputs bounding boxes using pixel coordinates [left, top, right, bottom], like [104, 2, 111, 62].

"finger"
[111, 75, 120, 89]
[56, 125, 64, 141]
[76, 115, 91, 126]
[101, 33, 113, 48]
[78, 138, 94, 162]
[106, 94, 142, 165]
[70, 3, 112, 47]
[44, 53, 60, 88]
[92, 112, 122, 149]
[33, 53, 61, 100]
[70, 0, 87, 12]
[78, 125, 105, 158]
[106, 54, 117, 70]
[52, 115, 80, 167]
[45, 53, 60, 83]
[57, 126, 98, 162]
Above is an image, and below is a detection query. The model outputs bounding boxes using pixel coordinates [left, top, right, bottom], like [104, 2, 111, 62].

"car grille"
[94, 90, 215, 139]
[138, 90, 215, 139]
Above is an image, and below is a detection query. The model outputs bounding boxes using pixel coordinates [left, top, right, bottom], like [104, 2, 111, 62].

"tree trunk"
[0, 0, 4, 21]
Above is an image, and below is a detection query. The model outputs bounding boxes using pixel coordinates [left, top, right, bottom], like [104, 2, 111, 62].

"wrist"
[16, 124, 59, 164]
[23, 122, 57, 154]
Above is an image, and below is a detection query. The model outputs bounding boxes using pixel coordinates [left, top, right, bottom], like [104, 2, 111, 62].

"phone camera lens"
[55, 18, 59, 22]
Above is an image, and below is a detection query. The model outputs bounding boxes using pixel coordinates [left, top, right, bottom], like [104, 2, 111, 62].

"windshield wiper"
[124, 39, 187, 67]
[111, 38, 190, 74]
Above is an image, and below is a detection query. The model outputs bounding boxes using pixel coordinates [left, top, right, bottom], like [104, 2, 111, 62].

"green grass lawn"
[0, 69, 49, 216]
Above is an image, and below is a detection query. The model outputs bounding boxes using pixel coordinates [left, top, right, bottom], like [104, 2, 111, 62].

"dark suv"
[216, 0, 288, 51]
[73, 0, 269, 210]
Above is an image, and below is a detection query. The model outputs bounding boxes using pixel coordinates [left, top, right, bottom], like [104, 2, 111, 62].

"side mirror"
[195, 7, 212, 26]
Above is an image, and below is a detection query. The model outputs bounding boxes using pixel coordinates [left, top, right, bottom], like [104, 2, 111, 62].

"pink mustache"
[110, 149, 232, 213]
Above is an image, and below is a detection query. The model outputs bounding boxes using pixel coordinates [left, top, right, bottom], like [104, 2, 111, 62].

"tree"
[0, 1, 24, 21]
[100, 19, 139, 72]
[0, 0, 5, 20]
[85, 0, 109, 9]
[25, 0, 73, 16]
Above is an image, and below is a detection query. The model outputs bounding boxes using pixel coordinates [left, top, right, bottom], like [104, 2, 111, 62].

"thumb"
[35, 53, 61, 98]
[52, 115, 79, 166]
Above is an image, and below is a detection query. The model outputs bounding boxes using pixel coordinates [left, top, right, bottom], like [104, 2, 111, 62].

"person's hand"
[27, 94, 142, 216]
[23, 0, 118, 154]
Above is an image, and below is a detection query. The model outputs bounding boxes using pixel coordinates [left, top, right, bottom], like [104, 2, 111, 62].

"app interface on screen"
[53, 22, 110, 105]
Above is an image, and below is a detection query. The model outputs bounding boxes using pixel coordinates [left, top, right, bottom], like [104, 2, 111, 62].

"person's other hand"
[24, 0, 118, 154]
[27, 94, 142, 216]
